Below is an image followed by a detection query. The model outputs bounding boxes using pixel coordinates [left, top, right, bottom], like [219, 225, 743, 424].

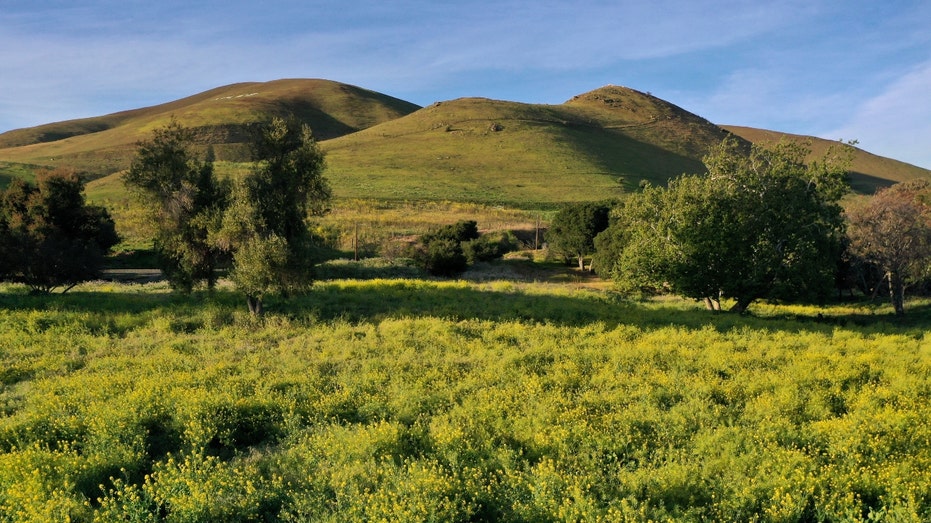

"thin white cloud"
[824, 61, 931, 169]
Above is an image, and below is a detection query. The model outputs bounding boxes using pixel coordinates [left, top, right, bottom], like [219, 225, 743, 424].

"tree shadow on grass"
[306, 281, 931, 335]
[0, 279, 927, 336]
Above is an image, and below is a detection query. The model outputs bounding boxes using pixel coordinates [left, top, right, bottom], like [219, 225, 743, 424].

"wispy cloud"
[824, 61, 931, 169]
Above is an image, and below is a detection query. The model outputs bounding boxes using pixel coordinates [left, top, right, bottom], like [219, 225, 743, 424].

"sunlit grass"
[2, 279, 931, 520]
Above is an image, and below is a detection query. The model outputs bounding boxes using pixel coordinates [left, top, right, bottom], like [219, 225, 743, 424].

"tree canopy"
[0, 169, 118, 293]
[546, 202, 611, 271]
[597, 137, 852, 312]
[846, 180, 931, 315]
[219, 117, 331, 315]
[125, 120, 229, 292]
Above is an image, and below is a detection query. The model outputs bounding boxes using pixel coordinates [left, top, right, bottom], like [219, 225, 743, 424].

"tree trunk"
[578, 254, 585, 271]
[247, 295, 264, 316]
[704, 296, 721, 311]
[888, 271, 905, 315]
[729, 296, 754, 314]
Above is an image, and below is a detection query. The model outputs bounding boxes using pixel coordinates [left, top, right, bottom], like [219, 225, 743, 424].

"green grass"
[8, 82, 928, 209]
[320, 89, 727, 205]
[0, 79, 419, 179]
[0, 162, 39, 188]
[2, 279, 931, 520]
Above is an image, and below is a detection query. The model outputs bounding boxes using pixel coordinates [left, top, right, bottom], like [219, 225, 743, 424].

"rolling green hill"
[2, 80, 929, 208]
[322, 86, 736, 206]
[0, 79, 420, 178]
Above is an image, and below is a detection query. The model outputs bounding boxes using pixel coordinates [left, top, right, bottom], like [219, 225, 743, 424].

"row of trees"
[0, 170, 119, 293]
[125, 118, 331, 315]
[549, 137, 931, 315]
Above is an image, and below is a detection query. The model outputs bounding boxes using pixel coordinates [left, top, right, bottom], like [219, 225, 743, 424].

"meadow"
[1, 276, 930, 522]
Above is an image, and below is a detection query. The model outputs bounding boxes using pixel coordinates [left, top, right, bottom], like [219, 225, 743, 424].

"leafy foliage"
[846, 179, 931, 314]
[463, 231, 516, 265]
[219, 117, 331, 314]
[125, 121, 230, 292]
[409, 220, 480, 276]
[545, 201, 610, 270]
[0, 169, 118, 293]
[598, 137, 852, 312]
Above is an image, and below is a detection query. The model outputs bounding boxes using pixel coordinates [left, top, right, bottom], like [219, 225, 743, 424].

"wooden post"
[535, 215, 540, 250]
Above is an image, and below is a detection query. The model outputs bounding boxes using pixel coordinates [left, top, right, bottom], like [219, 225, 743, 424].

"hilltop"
[322, 85, 737, 205]
[0, 79, 420, 179]
[1, 80, 928, 207]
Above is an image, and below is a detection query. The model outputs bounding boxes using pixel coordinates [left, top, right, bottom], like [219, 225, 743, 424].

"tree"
[219, 117, 331, 315]
[599, 137, 851, 312]
[125, 121, 229, 292]
[846, 180, 931, 315]
[409, 220, 480, 276]
[546, 202, 610, 271]
[0, 169, 119, 293]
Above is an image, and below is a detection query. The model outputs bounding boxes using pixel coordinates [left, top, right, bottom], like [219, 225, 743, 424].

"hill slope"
[3, 81, 929, 206]
[322, 86, 736, 206]
[0, 79, 420, 178]
[722, 126, 930, 193]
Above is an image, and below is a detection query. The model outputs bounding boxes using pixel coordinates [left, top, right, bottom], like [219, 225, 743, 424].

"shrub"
[463, 231, 516, 264]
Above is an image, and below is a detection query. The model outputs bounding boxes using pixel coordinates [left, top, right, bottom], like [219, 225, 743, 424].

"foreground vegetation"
[2, 278, 930, 521]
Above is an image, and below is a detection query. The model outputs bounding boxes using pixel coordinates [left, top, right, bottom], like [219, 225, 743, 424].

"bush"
[421, 238, 468, 276]
[412, 222, 517, 276]
[463, 231, 515, 264]
[410, 221, 479, 277]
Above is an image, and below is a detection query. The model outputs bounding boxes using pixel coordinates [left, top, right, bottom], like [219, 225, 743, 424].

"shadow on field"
[0, 279, 926, 334]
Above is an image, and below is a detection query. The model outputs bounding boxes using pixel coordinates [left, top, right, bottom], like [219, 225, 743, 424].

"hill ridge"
[1, 79, 928, 202]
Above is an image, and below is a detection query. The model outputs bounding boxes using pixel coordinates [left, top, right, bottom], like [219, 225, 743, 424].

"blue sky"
[2, 0, 930, 168]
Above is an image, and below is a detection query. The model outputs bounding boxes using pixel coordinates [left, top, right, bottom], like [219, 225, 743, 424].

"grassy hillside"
[722, 125, 931, 193]
[0, 79, 420, 179]
[4, 81, 929, 209]
[322, 86, 734, 207]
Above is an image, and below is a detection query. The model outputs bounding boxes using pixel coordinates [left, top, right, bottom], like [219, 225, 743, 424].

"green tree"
[219, 117, 331, 315]
[0, 169, 119, 293]
[409, 220, 480, 276]
[125, 121, 229, 292]
[546, 202, 611, 271]
[846, 180, 931, 315]
[600, 137, 851, 312]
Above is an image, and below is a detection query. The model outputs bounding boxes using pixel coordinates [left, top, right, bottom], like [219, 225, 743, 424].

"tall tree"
[219, 117, 331, 315]
[125, 121, 229, 292]
[0, 169, 119, 293]
[546, 202, 611, 271]
[846, 180, 931, 315]
[599, 137, 851, 312]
